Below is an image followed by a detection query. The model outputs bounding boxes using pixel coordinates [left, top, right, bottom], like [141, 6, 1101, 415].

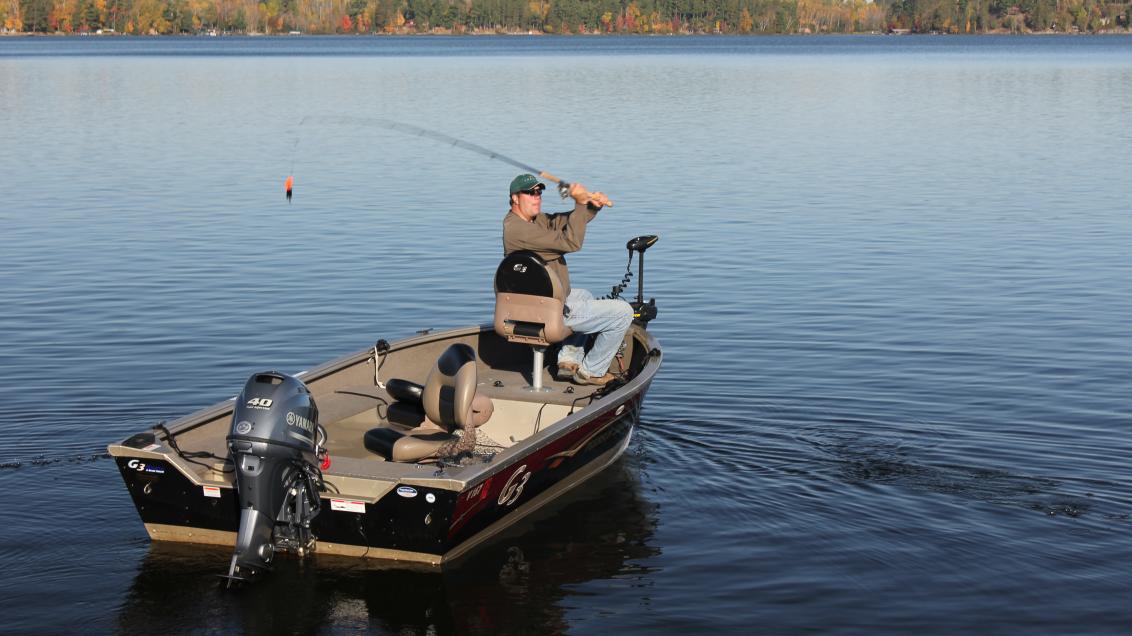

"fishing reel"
[557, 181, 572, 200]
[606, 235, 659, 325]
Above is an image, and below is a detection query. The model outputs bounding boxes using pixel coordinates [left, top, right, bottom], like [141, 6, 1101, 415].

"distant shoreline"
[6, 0, 1129, 38]
[4, 30, 1131, 37]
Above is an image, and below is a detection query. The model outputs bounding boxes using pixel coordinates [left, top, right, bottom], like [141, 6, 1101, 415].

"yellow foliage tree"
[134, 0, 170, 32]
[739, 7, 752, 32]
[2, 0, 21, 31]
[527, 0, 548, 22]
[257, 0, 271, 31]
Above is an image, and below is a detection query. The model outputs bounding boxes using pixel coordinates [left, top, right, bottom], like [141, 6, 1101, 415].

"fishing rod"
[285, 116, 602, 204]
[368, 117, 575, 199]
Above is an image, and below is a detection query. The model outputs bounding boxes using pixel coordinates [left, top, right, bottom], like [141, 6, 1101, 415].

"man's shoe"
[556, 361, 579, 380]
[572, 369, 616, 386]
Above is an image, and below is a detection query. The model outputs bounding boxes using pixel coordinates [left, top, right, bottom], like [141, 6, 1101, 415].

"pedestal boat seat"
[492, 251, 573, 391]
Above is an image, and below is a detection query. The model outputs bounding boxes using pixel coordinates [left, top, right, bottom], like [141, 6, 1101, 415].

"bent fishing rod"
[285, 116, 607, 204]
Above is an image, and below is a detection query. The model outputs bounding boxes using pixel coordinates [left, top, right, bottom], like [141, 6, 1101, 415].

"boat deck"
[165, 326, 614, 472]
[318, 376, 596, 461]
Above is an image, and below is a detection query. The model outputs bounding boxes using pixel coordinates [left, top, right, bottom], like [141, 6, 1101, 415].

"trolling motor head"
[223, 371, 325, 585]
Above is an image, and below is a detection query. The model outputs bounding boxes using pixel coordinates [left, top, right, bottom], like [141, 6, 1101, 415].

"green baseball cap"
[509, 173, 545, 195]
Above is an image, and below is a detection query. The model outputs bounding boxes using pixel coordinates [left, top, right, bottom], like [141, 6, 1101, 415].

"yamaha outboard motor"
[223, 371, 326, 585]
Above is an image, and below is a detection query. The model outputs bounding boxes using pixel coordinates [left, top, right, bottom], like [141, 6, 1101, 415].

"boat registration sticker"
[331, 499, 366, 513]
[202, 486, 221, 498]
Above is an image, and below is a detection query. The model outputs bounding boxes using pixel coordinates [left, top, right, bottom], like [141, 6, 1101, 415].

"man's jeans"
[559, 289, 634, 377]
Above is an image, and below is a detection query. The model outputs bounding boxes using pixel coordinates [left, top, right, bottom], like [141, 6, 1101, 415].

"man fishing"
[502, 174, 632, 386]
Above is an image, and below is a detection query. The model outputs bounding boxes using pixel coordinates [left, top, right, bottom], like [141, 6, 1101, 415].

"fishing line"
[288, 114, 309, 176]
[283, 115, 582, 201]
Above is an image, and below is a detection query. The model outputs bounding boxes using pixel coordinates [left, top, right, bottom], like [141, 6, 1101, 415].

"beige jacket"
[502, 202, 597, 298]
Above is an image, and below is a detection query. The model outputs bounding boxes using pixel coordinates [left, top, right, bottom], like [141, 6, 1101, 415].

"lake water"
[2, 35, 1131, 634]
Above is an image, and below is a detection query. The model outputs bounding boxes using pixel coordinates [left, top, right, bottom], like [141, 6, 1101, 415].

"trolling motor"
[223, 371, 326, 585]
[607, 235, 659, 325]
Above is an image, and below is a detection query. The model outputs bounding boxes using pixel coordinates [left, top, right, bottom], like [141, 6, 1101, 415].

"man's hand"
[588, 191, 613, 208]
[569, 182, 614, 209]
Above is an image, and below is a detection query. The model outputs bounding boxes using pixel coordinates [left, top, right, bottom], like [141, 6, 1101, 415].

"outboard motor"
[223, 371, 326, 585]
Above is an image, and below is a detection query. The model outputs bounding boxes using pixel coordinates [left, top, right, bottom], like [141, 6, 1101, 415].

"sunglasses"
[519, 188, 543, 197]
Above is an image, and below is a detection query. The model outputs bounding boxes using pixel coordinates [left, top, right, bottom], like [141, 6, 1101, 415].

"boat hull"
[111, 326, 656, 567]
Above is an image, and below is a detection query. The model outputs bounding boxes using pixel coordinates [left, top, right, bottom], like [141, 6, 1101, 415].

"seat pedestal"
[526, 346, 554, 392]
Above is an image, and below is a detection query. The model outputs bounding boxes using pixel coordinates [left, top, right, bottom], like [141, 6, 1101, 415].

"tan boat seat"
[493, 251, 573, 391]
[364, 344, 493, 462]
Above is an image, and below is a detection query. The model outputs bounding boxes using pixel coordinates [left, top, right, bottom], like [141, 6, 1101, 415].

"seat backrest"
[493, 251, 572, 346]
[422, 343, 478, 431]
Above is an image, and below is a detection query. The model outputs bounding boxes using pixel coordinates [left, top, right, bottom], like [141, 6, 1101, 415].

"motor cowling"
[224, 371, 324, 583]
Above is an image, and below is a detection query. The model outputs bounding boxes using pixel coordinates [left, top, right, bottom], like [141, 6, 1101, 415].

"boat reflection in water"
[114, 458, 659, 634]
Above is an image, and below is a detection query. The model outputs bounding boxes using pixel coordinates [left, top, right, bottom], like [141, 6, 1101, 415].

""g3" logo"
[497, 464, 531, 507]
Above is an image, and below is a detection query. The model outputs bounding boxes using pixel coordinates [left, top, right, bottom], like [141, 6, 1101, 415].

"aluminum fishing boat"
[109, 236, 661, 579]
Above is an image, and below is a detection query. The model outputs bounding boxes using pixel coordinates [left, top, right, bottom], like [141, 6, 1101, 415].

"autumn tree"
[2, 0, 21, 28]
